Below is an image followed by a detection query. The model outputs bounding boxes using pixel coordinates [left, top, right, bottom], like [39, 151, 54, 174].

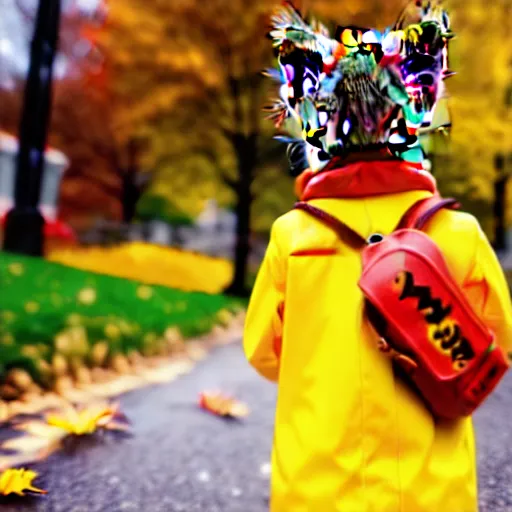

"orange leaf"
[198, 391, 250, 419]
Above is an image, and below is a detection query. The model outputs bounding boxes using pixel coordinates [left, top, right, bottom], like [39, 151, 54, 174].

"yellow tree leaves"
[91, 0, 511, 238]
[434, 0, 512, 232]
[297, 0, 406, 29]
[98, 0, 289, 237]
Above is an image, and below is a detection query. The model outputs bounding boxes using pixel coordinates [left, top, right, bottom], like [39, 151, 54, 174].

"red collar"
[296, 157, 437, 201]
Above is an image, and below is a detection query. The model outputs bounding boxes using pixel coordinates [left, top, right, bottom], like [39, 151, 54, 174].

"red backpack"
[294, 195, 510, 420]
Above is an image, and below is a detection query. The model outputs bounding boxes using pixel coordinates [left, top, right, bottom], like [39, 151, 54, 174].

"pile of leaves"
[47, 242, 234, 294]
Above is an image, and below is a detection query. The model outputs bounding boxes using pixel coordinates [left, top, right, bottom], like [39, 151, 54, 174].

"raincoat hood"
[296, 153, 437, 201]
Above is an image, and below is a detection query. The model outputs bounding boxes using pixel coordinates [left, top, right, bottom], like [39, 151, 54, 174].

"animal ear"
[393, 0, 425, 30]
[270, 2, 312, 48]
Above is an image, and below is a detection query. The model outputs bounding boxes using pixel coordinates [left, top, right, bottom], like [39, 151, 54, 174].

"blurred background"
[0, 2, 510, 509]
[0, 0, 510, 419]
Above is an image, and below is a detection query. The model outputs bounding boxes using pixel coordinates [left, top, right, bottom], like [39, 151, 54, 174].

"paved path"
[0, 343, 511, 512]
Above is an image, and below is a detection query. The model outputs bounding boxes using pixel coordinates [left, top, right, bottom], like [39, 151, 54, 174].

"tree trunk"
[122, 175, 139, 223]
[493, 153, 508, 251]
[121, 139, 152, 224]
[121, 139, 140, 223]
[224, 133, 257, 297]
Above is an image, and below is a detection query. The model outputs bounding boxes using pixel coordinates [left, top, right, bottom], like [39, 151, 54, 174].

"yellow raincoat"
[244, 160, 512, 512]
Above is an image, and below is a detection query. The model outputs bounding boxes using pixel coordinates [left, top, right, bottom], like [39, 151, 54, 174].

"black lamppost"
[3, 0, 61, 256]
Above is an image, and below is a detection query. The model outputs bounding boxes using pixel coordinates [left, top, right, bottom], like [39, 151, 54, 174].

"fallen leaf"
[46, 401, 130, 436]
[0, 468, 47, 496]
[198, 391, 250, 419]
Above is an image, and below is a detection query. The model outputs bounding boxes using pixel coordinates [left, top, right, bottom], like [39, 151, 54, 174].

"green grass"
[0, 252, 242, 383]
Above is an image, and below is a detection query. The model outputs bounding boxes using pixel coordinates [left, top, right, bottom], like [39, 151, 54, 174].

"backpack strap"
[397, 196, 460, 231]
[294, 202, 367, 248]
[294, 195, 460, 246]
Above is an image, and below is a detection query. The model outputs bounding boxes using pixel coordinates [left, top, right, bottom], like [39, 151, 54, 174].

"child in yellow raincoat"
[244, 3, 512, 511]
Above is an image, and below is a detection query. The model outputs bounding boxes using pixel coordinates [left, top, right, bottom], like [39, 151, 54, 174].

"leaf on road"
[0, 468, 47, 496]
[45, 401, 130, 436]
[198, 391, 250, 419]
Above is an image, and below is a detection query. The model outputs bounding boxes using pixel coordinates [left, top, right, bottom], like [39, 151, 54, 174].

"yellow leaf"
[46, 402, 129, 436]
[0, 468, 47, 496]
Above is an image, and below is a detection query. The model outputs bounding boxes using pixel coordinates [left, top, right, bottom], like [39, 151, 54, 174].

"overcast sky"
[0, 0, 97, 86]
[0, 0, 32, 82]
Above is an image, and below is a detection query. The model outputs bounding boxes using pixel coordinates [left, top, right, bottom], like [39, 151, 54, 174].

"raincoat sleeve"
[463, 222, 512, 356]
[243, 222, 287, 382]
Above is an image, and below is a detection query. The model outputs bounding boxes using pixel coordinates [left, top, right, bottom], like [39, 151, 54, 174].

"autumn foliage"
[1, 0, 511, 245]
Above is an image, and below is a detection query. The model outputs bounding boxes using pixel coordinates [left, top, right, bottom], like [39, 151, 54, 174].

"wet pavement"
[0, 343, 510, 512]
